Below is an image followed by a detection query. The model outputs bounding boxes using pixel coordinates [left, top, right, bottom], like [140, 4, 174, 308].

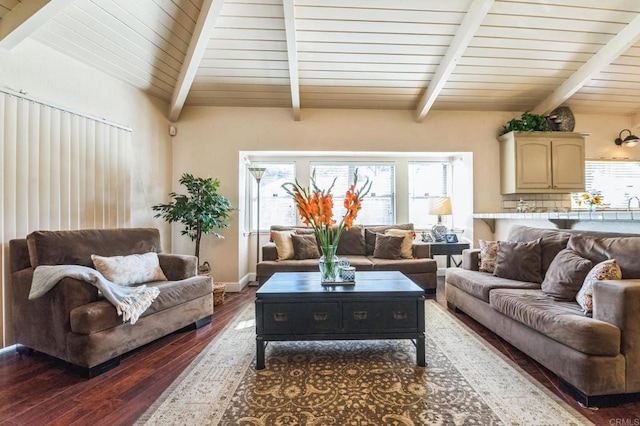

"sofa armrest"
[594, 279, 640, 390]
[11, 268, 98, 355]
[412, 242, 430, 259]
[158, 254, 198, 280]
[262, 242, 278, 261]
[461, 249, 480, 270]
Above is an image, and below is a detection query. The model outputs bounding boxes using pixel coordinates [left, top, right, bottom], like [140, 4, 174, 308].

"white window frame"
[247, 161, 296, 232]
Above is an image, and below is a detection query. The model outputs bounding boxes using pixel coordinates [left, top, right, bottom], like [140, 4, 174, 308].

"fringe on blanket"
[117, 285, 161, 324]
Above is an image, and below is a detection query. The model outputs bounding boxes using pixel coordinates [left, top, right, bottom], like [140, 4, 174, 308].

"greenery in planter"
[500, 112, 551, 135]
[152, 173, 233, 263]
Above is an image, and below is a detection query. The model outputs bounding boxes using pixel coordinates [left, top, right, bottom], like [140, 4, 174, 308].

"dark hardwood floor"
[0, 280, 638, 425]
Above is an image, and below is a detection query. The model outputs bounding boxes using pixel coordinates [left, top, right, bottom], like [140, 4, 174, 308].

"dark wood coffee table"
[255, 271, 426, 369]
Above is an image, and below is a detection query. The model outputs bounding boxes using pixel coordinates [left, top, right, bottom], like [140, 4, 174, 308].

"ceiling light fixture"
[614, 129, 640, 147]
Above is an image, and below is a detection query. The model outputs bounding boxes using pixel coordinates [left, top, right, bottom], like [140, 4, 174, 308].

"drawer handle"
[353, 311, 367, 320]
[393, 311, 407, 320]
[273, 313, 288, 322]
[314, 312, 328, 321]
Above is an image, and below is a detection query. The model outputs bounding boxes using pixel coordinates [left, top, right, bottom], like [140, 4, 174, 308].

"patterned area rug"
[137, 301, 590, 425]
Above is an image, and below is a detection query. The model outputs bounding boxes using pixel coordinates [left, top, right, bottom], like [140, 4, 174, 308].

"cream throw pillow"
[576, 259, 622, 314]
[271, 230, 295, 260]
[91, 252, 167, 286]
[385, 229, 414, 259]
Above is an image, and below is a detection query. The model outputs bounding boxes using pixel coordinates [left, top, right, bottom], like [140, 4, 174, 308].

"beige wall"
[173, 106, 635, 286]
[0, 39, 173, 239]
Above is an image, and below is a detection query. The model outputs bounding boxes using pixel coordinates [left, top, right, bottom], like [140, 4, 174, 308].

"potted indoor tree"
[152, 173, 233, 272]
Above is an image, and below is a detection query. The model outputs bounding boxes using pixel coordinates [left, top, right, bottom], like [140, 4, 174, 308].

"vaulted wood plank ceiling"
[3, 0, 640, 123]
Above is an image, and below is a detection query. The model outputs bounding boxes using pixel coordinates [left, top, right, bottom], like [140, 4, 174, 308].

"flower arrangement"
[576, 191, 603, 209]
[282, 170, 372, 281]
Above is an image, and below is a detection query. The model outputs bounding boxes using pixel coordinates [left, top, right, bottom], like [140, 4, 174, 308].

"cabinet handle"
[273, 313, 288, 322]
[393, 311, 407, 320]
[314, 312, 328, 321]
[353, 311, 368, 320]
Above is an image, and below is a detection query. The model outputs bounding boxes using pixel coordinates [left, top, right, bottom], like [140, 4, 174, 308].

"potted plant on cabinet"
[152, 173, 234, 273]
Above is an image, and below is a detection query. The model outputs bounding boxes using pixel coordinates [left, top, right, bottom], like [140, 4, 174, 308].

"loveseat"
[446, 225, 640, 406]
[10, 228, 213, 377]
[256, 224, 438, 292]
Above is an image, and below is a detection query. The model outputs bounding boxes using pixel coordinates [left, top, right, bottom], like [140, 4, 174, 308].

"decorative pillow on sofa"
[385, 229, 414, 259]
[373, 234, 404, 260]
[365, 224, 414, 255]
[568, 234, 640, 279]
[271, 230, 295, 260]
[292, 234, 321, 260]
[576, 259, 622, 314]
[91, 252, 167, 286]
[478, 240, 498, 273]
[336, 225, 366, 255]
[541, 248, 593, 301]
[493, 239, 543, 283]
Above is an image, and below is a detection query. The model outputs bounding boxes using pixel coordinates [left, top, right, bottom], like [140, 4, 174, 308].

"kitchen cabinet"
[499, 131, 587, 194]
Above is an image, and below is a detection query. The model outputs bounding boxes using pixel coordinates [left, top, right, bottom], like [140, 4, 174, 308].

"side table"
[427, 242, 470, 268]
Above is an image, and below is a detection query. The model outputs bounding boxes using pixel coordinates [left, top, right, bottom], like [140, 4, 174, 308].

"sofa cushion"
[478, 240, 498, 273]
[507, 226, 570, 275]
[445, 268, 541, 303]
[26, 228, 162, 268]
[365, 224, 414, 255]
[567, 234, 640, 279]
[489, 289, 620, 356]
[336, 226, 366, 255]
[292, 234, 320, 260]
[373, 234, 404, 259]
[576, 259, 622, 314]
[493, 239, 543, 283]
[70, 275, 212, 335]
[541, 249, 592, 301]
[369, 257, 437, 274]
[271, 230, 295, 260]
[385, 229, 414, 259]
[91, 252, 168, 286]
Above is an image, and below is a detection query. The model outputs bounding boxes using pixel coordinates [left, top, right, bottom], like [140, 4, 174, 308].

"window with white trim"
[311, 162, 395, 225]
[408, 162, 451, 229]
[249, 162, 296, 231]
[572, 160, 640, 210]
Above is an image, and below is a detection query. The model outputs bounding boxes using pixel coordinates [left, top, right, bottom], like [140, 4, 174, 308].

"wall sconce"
[614, 129, 639, 147]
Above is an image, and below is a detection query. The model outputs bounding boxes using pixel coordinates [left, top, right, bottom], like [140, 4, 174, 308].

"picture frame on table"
[445, 233, 458, 243]
[421, 231, 434, 243]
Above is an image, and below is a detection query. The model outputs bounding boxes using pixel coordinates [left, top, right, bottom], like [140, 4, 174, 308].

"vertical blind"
[0, 90, 132, 347]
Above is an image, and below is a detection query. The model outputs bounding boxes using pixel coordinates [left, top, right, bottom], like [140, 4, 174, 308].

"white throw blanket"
[30, 265, 161, 324]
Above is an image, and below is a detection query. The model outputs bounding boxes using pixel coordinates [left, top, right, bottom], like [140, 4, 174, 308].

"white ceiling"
[3, 0, 640, 122]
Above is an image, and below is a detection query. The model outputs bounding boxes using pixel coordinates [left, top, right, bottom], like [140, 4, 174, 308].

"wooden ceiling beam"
[169, 0, 224, 122]
[415, 0, 494, 122]
[282, 0, 301, 121]
[533, 13, 640, 116]
[0, 0, 74, 50]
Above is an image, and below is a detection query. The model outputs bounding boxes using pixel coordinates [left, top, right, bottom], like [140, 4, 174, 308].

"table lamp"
[429, 197, 452, 242]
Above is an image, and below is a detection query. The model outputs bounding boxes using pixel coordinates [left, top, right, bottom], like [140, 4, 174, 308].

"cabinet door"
[516, 139, 552, 190]
[551, 139, 585, 190]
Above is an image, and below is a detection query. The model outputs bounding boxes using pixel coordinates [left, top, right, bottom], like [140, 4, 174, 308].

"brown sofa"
[446, 225, 640, 406]
[256, 224, 438, 292]
[9, 228, 213, 377]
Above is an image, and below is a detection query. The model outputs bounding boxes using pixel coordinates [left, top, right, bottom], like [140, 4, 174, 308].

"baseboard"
[224, 273, 253, 292]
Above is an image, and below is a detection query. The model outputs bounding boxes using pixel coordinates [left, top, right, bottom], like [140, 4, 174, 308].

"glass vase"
[319, 245, 339, 282]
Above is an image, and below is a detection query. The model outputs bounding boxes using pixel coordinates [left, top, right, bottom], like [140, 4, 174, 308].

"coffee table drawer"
[343, 301, 418, 331]
[263, 302, 340, 334]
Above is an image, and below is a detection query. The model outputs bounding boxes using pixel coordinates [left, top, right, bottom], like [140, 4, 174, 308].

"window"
[311, 162, 395, 225]
[249, 162, 296, 231]
[408, 162, 451, 229]
[573, 160, 640, 209]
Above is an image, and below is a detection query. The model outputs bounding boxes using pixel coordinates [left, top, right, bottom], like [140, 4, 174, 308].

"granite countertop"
[473, 211, 640, 221]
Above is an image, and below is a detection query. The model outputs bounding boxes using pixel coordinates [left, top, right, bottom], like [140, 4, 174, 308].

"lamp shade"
[249, 167, 266, 181]
[428, 197, 452, 216]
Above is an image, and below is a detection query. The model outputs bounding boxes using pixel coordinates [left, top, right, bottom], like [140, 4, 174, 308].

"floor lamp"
[249, 167, 266, 280]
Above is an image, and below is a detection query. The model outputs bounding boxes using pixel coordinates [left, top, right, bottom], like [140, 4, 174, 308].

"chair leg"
[194, 315, 212, 329]
[70, 357, 121, 379]
[16, 345, 34, 355]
